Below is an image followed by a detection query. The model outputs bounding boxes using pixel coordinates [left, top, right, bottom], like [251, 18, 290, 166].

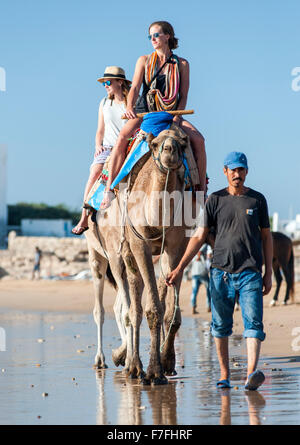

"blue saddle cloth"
[87, 112, 191, 211]
[140, 111, 173, 136]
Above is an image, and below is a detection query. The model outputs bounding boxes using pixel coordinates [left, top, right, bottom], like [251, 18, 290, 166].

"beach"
[1, 278, 299, 358]
[1, 278, 300, 425]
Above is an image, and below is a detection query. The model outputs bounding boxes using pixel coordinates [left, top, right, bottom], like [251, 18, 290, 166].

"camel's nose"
[162, 139, 176, 154]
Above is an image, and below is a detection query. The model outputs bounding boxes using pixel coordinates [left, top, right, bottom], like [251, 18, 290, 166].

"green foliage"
[8, 203, 81, 225]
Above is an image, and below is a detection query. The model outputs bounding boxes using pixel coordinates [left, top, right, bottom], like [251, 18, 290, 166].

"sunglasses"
[102, 80, 112, 86]
[148, 32, 163, 40]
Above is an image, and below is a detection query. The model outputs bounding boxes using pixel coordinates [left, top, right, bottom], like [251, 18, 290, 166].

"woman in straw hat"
[100, 20, 206, 210]
[72, 66, 131, 235]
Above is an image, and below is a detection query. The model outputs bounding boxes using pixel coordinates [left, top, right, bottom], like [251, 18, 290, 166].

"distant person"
[100, 20, 206, 210]
[72, 66, 131, 235]
[166, 151, 273, 391]
[32, 247, 42, 280]
[190, 243, 212, 314]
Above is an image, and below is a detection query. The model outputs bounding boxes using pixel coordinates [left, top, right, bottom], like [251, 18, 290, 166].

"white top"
[191, 244, 212, 276]
[99, 97, 127, 147]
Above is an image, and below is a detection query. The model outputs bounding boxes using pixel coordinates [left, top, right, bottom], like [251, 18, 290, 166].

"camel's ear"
[180, 134, 189, 150]
[147, 132, 157, 148]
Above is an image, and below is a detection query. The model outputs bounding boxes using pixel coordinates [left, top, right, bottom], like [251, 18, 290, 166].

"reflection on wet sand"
[1, 312, 300, 425]
[245, 391, 266, 425]
[110, 372, 178, 425]
[95, 370, 107, 425]
[114, 373, 143, 425]
[219, 389, 266, 425]
[144, 382, 177, 425]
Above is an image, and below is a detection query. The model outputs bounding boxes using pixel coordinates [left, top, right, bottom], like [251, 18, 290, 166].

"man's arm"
[166, 226, 210, 286]
[261, 227, 273, 295]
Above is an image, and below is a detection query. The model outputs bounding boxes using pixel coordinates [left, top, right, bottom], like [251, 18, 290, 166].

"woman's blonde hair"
[148, 21, 179, 50]
[108, 80, 130, 105]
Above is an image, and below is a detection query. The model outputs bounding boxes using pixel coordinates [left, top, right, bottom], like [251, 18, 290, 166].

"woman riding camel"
[72, 66, 131, 235]
[100, 20, 207, 210]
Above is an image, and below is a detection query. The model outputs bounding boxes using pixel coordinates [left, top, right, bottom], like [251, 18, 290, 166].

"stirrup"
[82, 202, 94, 216]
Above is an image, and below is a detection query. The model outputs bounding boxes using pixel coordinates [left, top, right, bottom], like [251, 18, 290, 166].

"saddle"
[86, 121, 200, 211]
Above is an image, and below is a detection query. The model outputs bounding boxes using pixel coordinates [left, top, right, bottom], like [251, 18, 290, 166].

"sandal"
[100, 190, 116, 210]
[71, 226, 89, 236]
[216, 379, 232, 389]
[245, 370, 265, 391]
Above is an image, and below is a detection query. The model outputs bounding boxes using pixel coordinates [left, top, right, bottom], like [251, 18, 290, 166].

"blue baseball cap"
[224, 151, 248, 170]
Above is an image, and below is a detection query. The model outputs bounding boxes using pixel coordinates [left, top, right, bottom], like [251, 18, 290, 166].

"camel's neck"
[130, 158, 184, 228]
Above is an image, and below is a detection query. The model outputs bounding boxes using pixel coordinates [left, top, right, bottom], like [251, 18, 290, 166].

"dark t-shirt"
[204, 188, 270, 273]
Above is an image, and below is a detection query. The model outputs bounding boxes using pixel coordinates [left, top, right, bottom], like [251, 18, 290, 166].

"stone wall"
[0, 231, 89, 280]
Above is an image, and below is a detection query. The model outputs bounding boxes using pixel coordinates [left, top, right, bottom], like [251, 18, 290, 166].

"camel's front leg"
[125, 256, 145, 379]
[160, 284, 181, 376]
[156, 255, 169, 344]
[89, 249, 108, 369]
[160, 245, 185, 376]
[129, 241, 167, 385]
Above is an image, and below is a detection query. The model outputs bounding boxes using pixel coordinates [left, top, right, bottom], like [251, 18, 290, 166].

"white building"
[21, 219, 72, 237]
[273, 212, 300, 240]
[0, 145, 7, 248]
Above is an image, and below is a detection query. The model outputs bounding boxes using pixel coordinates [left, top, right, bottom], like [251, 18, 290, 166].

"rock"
[3, 234, 89, 279]
[233, 362, 241, 368]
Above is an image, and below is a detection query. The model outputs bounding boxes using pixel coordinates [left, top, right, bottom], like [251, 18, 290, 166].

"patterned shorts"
[90, 146, 112, 168]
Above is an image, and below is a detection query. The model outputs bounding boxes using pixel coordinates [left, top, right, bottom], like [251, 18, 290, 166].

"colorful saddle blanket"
[87, 112, 192, 211]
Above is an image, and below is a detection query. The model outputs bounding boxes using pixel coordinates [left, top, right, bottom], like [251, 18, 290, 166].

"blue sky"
[0, 0, 299, 219]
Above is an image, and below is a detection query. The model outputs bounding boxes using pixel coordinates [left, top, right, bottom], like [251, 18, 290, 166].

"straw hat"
[97, 66, 131, 85]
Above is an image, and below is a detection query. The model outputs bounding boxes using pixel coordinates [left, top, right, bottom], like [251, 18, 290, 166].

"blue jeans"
[190, 275, 211, 308]
[210, 268, 265, 341]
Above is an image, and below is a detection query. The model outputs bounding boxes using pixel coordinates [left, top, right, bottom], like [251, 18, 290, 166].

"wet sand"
[0, 279, 299, 358]
[0, 312, 299, 425]
[0, 279, 300, 425]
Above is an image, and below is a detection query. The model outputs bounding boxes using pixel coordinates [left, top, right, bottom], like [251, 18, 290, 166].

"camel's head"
[147, 128, 188, 172]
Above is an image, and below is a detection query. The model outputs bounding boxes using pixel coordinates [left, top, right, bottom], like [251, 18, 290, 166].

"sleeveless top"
[99, 97, 127, 147]
[135, 52, 180, 113]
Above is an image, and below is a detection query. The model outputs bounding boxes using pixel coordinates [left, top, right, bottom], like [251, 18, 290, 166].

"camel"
[269, 231, 295, 306]
[85, 123, 200, 384]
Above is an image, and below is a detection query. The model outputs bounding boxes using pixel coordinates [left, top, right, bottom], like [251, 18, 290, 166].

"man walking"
[166, 152, 273, 390]
[32, 246, 42, 280]
[190, 243, 212, 314]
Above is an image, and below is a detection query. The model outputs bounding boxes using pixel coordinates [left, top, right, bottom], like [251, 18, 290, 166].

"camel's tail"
[289, 248, 295, 302]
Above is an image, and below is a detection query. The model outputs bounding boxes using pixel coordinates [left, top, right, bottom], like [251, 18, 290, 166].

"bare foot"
[100, 190, 116, 210]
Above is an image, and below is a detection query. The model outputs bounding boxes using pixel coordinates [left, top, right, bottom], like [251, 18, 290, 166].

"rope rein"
[157, 168, 180, 353]
[115, 136, 184, 354]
